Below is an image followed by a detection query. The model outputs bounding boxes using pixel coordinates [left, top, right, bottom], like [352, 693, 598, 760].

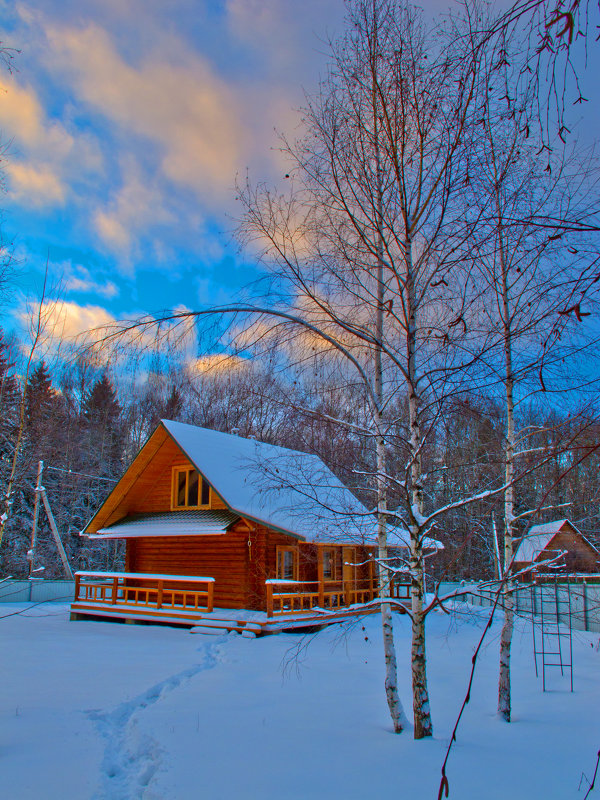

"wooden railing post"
[112, 576, 119, 605]
[207, 581, 214, 613]
[266, 583, 273, 617]
[156, 580, 164, 609]
[74, 574, 81, 601]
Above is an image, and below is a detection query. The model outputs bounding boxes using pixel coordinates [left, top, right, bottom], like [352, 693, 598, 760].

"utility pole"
[27, 460, 74, 580]
[27, 461, 44, 579]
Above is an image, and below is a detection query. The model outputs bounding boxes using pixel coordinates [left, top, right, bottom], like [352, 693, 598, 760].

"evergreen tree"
[81, 373, 124, 479]
[26, 361, 54, 430]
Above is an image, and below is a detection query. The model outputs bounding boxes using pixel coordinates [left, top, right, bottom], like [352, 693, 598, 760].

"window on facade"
[276, 547, 298, 580]
[322, 548, 336, 580]
[172, 467, 210, 509]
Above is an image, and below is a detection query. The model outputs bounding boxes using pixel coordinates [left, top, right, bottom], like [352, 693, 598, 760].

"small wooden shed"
[513, 519, 600, 578]
[71, 420, 427, 626]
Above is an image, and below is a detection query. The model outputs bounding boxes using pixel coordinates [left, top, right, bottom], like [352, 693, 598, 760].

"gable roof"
[160, 419, 376, 543]
[513, 519, 599, 564]
[83, 419, 378, 543]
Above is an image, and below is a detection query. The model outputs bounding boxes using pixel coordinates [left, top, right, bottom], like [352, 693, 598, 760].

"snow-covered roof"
[514, 519, 573, 563]
[513, 533, 555, 564]
[388, 526, 443, 551]
[160, 420, 374, 543]
[87, 510, 240, 539]
[527, 519, 571, 537]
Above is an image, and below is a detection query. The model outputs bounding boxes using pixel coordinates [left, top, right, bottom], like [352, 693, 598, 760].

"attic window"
[172, 467, 210, 509]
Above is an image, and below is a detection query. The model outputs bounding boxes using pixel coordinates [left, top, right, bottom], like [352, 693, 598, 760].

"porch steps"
[190, 618, 263, 635]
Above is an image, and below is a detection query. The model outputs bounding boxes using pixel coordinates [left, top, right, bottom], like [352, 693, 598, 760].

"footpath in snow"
[1, 602, 598, 799]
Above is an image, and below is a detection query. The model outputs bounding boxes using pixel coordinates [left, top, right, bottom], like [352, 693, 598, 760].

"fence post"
[583, 580, 588, 632]
[266, 583, 273, 618]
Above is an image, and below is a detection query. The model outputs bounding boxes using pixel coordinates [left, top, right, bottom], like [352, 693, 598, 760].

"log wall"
[127, 522, 302, 611]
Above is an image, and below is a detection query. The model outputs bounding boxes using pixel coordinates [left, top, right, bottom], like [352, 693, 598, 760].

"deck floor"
[70, 600, 386, 634]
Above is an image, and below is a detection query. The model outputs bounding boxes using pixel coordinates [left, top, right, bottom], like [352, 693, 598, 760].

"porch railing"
[74, 571, 215, 613]
[265, 578, 411, 617]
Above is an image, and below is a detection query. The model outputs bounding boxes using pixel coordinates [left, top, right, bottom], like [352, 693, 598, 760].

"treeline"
[1, 330, 598, 579]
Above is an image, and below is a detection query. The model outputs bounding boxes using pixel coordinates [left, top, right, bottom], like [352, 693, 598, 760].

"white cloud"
[6, 162, 65, 207]
[61, 263, 120, 299]
[44, 22, 244, 201]
[92, 163, 175, 261]
[0, 76, 102, 209]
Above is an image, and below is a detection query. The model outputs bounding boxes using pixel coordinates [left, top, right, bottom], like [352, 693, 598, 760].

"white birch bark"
[405, 235, 433, 739]
[497, 212, 515, 723]
[370, 15, 406, 732]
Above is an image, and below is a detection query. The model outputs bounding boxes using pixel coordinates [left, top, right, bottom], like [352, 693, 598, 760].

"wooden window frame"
[276, 546, 298, 581]
[171, 466, 211, 510]
[322, 547, 338, 582]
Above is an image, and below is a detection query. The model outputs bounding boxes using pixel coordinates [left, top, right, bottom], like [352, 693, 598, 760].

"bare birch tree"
[231, 0, 487, 737]
[464, 35, 599, 720]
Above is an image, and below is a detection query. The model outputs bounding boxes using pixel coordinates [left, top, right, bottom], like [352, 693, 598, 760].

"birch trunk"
[373, 173, 404, 733]
[370, 26, 406, 733]
[498, 217, 515, 722]
[376, 418, 405, 733]
[405, 235, 433, 739]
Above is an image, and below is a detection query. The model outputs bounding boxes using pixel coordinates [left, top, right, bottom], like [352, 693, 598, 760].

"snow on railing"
[74, 571, 215, 613]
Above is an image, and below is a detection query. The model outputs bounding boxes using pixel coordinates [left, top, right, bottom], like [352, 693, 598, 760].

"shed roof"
[87, 510, 240, 539]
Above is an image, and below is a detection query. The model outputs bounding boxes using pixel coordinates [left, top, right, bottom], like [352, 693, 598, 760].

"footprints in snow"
[87, 638, 226, 799]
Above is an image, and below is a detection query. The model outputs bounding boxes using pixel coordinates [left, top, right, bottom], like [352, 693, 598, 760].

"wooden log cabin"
[71, 420, 426, 627]
[513, 519, 600, 580]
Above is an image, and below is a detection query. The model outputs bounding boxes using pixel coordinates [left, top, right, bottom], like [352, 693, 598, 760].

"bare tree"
[463, 30, 599, 719]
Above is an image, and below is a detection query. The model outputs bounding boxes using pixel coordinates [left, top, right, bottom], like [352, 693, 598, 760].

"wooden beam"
[317, 546, 325, 607]
[40, 489, 74, 579]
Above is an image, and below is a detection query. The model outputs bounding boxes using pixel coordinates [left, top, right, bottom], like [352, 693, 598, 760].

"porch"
[70, 570, 411, 630]
[265, 577, 410, 616]
[71, 571, 215, 625]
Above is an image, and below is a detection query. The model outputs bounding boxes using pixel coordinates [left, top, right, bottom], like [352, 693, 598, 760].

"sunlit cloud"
[26, 299, 117, 343]
[6, 162, 65, 207]
[187, 353, 248, 375]
[44, 21, 244, 201]
[92, 164, 174, 261]
[0, 76, 102, 209]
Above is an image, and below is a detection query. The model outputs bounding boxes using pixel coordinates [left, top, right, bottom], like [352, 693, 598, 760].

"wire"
[44, 466, 118, 483]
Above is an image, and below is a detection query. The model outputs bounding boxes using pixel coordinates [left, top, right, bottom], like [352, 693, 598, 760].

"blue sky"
[1, 0, 598, 352]
[0, 0, 348, 341]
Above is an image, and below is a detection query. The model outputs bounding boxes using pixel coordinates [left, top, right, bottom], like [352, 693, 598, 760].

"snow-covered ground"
[1, 602, 598, 799]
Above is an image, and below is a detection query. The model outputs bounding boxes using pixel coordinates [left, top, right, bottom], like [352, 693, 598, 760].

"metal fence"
[438, 580, 600, 633]
[0, 580, 75, 604]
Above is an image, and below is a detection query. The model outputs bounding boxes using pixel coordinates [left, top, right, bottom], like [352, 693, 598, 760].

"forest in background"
[0, 336, 598, 581]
